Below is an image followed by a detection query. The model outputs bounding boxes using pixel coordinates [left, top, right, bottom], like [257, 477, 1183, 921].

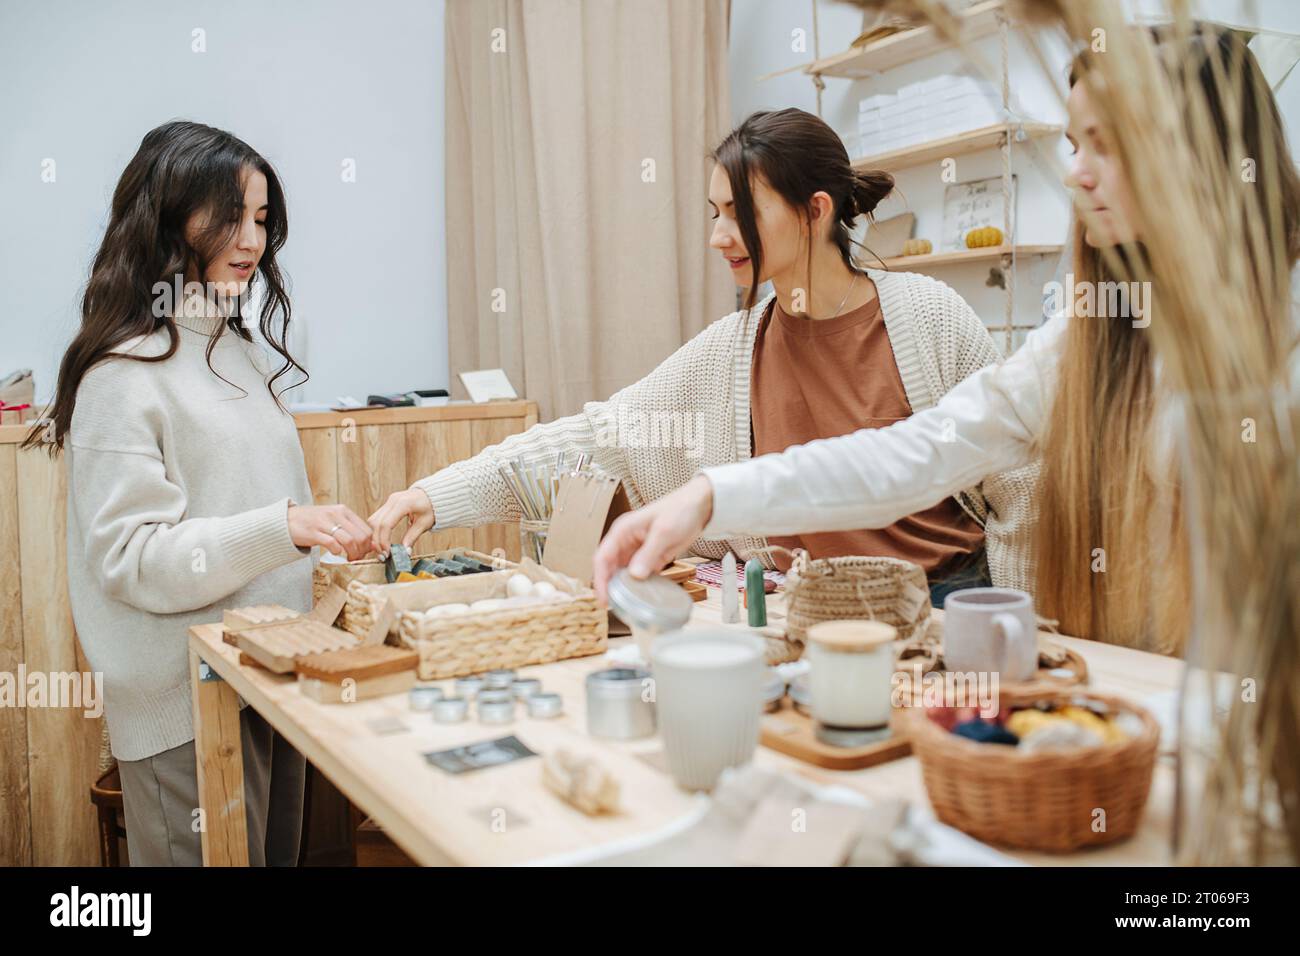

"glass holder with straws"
[498, 450, 593, 564]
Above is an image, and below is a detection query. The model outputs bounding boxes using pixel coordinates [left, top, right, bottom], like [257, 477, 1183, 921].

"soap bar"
[745, 559, 767, 627]
[385, 543, 414, 583]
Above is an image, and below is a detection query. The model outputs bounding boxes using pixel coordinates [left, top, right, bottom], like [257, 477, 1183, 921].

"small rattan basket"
[905, 688, 1161, 852]
[370, 559, 607, 679]
[783, 552, 931, 653]
[313, 548, 515, 635]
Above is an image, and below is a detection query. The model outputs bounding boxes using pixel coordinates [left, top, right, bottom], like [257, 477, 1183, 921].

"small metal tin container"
[790, 673, 811, 717]
[511, 678, 542, 699]
[813, 722, 893, 749]
[760, 669, 786, 713]
[455, 675, 485, 698]
[478, 697, 515, 724]
[586, 667, 655, 739]
[432, 696, 468, 723]
[485, 669, 517, 690]
[408, 685, 445, 711]
[527, 692, 563, 719]
[476, 689, 512, 705]
[606, 569, 693, 661]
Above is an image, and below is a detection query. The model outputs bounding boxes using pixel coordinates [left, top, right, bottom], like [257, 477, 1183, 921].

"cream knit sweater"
[418, 268, 1040, 590]
[67, 312, 314, 761]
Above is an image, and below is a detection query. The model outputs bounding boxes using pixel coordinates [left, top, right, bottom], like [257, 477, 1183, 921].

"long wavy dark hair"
[26, 120, 305, 453]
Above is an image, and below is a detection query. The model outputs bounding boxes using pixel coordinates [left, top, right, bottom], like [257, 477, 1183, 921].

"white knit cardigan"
[418, 268, 1040, 590]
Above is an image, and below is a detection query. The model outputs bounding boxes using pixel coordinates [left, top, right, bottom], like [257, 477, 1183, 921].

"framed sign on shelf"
[941, 174, 1017, 251]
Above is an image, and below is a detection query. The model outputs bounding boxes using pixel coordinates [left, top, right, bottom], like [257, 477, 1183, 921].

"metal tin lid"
[455, 675, 485, 696]
[433, 696, 468, 722]
[606, 569, 693, 633]
[808, 619, 897, 653]
[478, 698, 515, 723]
[477, 689, 513, 705]
[409, 686, 445, 711]
[511, 678, 542, 699]
[527, 692, 563, 718]
[586, 667, 651, 699]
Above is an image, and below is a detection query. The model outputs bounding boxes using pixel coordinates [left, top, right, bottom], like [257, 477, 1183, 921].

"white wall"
[0, 0, 447, 405]
[729, 0, 1300, 351]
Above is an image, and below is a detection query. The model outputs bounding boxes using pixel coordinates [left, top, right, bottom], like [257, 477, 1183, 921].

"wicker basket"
[377, 559, 607, 680]
[313, 548, 515, 636]
[784, 553, 931, 653]
[906, 688, 1161, 852]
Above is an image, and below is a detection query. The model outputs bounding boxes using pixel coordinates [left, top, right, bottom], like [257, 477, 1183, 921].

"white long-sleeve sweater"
[416, 268, 1042, 590]
[66, 312, 314, 761]
[702, 315, 1068, 538]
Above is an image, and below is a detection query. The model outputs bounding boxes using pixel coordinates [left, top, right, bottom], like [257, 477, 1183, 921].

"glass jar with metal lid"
[606, 568, 694, 662]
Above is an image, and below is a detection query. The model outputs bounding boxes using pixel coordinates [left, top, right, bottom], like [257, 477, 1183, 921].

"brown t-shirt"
[749, 294, 984, 575]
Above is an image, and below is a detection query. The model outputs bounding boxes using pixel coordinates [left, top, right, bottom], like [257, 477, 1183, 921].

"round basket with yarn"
[783, 551, 931, 655]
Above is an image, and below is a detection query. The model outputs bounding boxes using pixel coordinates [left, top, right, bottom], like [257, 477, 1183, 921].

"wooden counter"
[0, 400, 537, 865]
[188, 593, 1183, 867]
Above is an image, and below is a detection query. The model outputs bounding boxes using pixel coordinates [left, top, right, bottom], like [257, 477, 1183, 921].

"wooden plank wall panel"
[298, 427, 338, 506]
[403, 420, 474, 554]
[336, 423, 406, 532]
[16, 450, 101, 866]
[471, 418, 523, 561]
[0, 446, 32, 866]
[0, 403, 535, 866]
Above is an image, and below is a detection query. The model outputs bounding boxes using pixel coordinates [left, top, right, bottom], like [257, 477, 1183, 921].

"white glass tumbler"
[651, 629, 765, 791]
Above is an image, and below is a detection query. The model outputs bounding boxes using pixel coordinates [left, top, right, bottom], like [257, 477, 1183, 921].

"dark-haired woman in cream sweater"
[29, 121, 374, 865]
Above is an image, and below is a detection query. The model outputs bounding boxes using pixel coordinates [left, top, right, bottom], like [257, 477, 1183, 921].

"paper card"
[458, 368, 517, 403]
[541, 471, 632, 585]
[424, 735, 538, 774]
[732, 792, 868, 867]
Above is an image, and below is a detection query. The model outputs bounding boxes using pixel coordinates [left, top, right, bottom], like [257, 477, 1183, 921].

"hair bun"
[850, 168, 894, 219]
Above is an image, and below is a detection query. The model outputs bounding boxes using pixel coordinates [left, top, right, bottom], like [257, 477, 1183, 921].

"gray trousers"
[117, 707, 306, 866]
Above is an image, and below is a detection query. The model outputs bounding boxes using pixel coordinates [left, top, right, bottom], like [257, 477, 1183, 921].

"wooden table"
[187, 591, 1184, 866]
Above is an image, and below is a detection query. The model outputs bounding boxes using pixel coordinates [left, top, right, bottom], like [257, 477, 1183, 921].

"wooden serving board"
[760, 699, 912, 771]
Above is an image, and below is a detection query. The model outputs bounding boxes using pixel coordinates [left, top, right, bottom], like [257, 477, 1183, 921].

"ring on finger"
[328, 523, 343, 538]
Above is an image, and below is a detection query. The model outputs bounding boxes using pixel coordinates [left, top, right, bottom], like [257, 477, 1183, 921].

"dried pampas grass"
[838, 0, 1299, 864]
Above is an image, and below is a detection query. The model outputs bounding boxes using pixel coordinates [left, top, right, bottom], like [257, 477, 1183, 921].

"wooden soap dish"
[659, 561, 697, 585]
[294, 645, 418, 704]
[760, 698, 912, 771]
[230, 619, 361, 673]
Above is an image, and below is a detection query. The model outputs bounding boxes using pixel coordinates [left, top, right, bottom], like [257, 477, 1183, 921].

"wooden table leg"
[189, 646, 249, 866]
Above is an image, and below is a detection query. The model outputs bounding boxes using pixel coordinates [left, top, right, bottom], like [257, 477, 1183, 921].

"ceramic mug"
[942, 588, 1038, 681]
[651, 629, 765, 791]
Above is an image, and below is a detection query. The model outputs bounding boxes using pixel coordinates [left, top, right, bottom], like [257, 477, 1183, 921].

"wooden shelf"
[879, 244, 1062, 270]
[852, 122, 1061, 172]
[807, 0, 1006, 79]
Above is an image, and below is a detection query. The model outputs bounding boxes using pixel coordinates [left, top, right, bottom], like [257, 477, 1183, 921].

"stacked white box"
[858, 73, 1008, 157]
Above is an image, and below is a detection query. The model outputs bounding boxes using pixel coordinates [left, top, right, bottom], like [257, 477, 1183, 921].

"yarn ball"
[952, 719, 1019, 746]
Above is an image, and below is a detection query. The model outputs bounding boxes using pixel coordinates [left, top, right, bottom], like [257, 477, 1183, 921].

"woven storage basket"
[385, 560, 606, 679]
[313, 548, 515, 635]
[784, 552, 931, 654]
[906, 688, 1160, 852]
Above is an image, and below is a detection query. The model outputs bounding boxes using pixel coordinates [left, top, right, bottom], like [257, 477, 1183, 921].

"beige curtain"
[445, 0, 735, 421]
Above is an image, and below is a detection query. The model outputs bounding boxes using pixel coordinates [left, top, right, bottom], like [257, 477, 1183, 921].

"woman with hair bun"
[372, 108, 1035, 603]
